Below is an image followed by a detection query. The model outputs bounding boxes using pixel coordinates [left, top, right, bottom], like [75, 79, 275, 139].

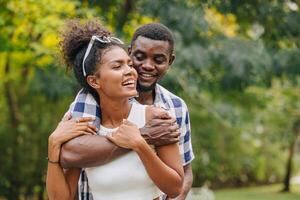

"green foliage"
[214, 183, 300, 200]
[0, 0, 95, 199]
[0, 0, 300, 199]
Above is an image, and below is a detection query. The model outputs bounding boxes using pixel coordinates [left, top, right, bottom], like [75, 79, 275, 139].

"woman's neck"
[99, 96, 131, 128]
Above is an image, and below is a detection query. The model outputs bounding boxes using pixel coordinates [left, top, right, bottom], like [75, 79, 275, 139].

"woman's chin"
[114, 90, 138, 99]
[128, 91, 138, 98]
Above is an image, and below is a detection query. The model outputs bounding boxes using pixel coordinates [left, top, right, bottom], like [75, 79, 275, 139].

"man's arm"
[60, 110, 180, 168]
[60, 135, 128, 168]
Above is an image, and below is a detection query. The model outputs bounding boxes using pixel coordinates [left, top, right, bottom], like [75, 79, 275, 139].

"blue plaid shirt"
[67, 84, 194, 200]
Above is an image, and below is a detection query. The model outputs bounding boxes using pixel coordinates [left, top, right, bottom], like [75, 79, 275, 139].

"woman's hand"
[106, 119, 145, 151]
[48, 113, 98, 162]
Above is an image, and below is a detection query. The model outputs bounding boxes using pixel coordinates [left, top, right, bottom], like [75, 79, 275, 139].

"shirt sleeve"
[179, 101, 195, 166]
[62, 89, 96, 200]
[62, 89, 101, 129]
[62, 100, 75, 120]
[62, 89, 84, 120]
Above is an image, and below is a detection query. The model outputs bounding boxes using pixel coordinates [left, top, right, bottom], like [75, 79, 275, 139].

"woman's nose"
[124, 64, 135, 75]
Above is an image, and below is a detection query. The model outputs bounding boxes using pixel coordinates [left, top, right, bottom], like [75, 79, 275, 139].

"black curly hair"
[130, 23, 174, 53]
[60, 19, 124, 100]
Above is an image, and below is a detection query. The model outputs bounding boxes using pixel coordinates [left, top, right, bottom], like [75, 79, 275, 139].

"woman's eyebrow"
[108, 58, 131, 64]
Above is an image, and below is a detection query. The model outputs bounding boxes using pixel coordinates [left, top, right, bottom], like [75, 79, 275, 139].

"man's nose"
[141, 59, 155, 71]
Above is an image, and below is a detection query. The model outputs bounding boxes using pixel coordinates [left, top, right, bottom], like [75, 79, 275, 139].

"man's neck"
[136, 89, 155, 105]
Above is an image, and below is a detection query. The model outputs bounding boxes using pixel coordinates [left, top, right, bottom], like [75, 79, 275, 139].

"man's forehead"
[131, 36, 170, 52]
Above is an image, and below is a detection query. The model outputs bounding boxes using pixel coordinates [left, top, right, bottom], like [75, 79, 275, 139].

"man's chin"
[137, 82, 156, 92]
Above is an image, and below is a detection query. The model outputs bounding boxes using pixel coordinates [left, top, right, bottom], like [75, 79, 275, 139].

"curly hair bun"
[60, 19, 111, 70]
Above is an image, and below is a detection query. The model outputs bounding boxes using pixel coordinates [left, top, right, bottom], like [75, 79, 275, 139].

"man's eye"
[155, 57, 166, 64]
[135, 54, 144, 61]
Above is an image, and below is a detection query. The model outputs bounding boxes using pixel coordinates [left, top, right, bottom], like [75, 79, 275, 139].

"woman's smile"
[97, 46, 138, 98]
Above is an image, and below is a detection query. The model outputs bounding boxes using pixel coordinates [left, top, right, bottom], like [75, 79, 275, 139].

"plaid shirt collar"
[72, 84, 170, 123]
[153, 84, 170, 110]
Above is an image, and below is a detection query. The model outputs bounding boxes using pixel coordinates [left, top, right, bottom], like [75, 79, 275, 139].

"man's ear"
[86, 75, 101, 89]
[169, 53, 175, 65]
[128, 46, 132, 55]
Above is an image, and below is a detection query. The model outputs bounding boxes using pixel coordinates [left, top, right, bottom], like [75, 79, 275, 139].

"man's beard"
[136, 81, 156, 92]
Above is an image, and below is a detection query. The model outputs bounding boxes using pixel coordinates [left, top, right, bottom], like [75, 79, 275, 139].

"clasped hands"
[107, 106, 180, 149]
[59, 106, 180, 150]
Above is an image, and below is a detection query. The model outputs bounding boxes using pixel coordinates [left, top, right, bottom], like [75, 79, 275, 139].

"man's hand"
[141, 106, 180, 146]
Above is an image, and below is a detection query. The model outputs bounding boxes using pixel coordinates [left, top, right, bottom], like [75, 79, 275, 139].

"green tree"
[0, 0, 95, 199]
[1, 1, 300, 198]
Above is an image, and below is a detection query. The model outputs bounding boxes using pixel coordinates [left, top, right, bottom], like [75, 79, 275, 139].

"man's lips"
[138, 73, 158, 81]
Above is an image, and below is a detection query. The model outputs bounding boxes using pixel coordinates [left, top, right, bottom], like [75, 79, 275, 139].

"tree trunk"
[282, 120, 300, 192]
[38, 180, 45, 200]
[116, 0, 134, 34]
[3, 53, 22, 199]
[282, 138, 295, 192]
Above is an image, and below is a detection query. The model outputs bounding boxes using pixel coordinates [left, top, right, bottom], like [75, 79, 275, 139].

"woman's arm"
[107, 107, 184, 198]
[134, 140, 184, 198]
[46, 115, 97, 200]
[46, 141, 80, 200]
[140, 106, 184, 197]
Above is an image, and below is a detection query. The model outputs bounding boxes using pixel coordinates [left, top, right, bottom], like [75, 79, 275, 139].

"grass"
[212, 184, 300, 200]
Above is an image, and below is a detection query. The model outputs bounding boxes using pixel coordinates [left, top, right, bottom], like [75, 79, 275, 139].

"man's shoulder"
[74, 89, 98, 105]
[156, 84, 188, 109]
[68, 89, 100, 120]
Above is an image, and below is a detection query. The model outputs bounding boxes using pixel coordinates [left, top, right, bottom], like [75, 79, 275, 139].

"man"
[61, 23, 194, 200]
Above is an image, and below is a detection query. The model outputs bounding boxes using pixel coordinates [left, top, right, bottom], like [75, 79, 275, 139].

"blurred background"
[0, 0, 300, 199]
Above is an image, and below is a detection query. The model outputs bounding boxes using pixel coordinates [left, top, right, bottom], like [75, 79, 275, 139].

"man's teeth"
[141, 74, 154, 77]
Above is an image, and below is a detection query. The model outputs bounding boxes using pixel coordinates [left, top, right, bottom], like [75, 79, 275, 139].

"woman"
[46, 19, 183, 200]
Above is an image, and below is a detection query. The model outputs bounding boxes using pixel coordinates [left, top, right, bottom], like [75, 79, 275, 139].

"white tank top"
[85, 103, 160, 200]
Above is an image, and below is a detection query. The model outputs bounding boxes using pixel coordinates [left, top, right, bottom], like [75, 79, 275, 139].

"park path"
[190, 175, 300, 200]
[291, 174, 300, 184]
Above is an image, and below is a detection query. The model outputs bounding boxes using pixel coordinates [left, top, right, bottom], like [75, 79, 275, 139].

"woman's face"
[93, 46, 138, 99]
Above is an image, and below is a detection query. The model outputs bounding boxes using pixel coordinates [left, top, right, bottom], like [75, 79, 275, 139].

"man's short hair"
[131, 23, 174, 53]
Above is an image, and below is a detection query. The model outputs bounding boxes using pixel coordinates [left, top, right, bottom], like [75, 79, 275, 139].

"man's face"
[129, 36, 174, 92]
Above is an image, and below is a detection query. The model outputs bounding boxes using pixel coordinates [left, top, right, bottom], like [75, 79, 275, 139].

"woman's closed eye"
[128, 62, 133, 68]
[112, 65, 121, 69]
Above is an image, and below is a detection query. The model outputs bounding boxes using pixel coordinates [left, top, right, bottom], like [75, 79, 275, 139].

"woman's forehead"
[101, 46, 130, 63]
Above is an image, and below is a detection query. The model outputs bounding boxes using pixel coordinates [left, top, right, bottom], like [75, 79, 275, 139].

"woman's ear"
[86, 75, 101, 89]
